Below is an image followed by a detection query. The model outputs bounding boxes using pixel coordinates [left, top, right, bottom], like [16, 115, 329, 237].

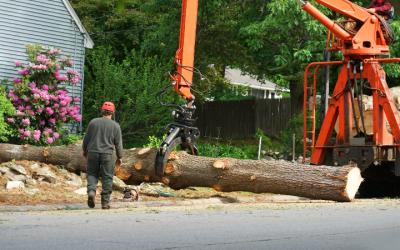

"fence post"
[293, 133, 296, 162]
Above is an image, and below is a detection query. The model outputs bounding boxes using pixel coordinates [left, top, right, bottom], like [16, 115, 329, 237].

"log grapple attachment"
[154, 99, 200, 176]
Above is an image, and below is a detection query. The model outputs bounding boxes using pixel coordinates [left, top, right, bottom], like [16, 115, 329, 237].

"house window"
[251, 89, 265, 99]
[271, 92, 275, 99]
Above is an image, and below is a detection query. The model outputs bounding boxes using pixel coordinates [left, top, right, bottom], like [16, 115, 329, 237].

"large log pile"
[0, 143, 363, 202]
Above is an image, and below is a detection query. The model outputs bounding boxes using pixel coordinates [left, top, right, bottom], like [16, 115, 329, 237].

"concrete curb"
[0, 195, 326, 212]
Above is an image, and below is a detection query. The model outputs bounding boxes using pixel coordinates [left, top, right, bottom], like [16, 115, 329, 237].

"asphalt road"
[1, 201, 400, 250]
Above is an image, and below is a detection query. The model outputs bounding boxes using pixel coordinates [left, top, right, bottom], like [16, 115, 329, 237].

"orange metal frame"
[303, 61, 343, 160]
[300, 0, 400, 165]
[304, 59, 400, 164]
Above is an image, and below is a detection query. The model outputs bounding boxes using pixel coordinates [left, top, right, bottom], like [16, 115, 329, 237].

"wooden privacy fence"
[193, 98, 292, 139]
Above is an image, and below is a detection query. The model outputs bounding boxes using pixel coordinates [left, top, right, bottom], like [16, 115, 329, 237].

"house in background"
[225, 68, 289, 99]
[0, 0, 94, 133]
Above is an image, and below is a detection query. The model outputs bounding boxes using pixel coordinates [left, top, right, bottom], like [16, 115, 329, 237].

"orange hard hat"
[102, 102, 115, 112]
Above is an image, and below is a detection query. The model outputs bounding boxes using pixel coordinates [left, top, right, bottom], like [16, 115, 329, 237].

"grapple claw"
[155, 124, 200, 176]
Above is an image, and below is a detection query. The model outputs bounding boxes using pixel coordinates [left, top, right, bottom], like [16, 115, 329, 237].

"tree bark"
[290, 81, 304, 117]
[0, 143, 363, 202]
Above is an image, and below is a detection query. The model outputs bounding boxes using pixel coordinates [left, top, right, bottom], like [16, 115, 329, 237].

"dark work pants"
[87, 152, 114, 204]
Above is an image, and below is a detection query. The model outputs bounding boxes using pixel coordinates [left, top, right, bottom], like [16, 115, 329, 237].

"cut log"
[0, 143, 363, 202]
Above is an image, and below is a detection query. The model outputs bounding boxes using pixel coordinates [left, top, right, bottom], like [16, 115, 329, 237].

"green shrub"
[142, 135, 167, 148]
[2, 44, 82, 146]
[0, 86, 15, 141]
[254, 128, 271, 148]
[198, 142, 258, 159]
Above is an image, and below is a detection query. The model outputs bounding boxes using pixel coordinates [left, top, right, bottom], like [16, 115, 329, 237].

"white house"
[0, 0, 94, 132]
[225, 68, 290, 99]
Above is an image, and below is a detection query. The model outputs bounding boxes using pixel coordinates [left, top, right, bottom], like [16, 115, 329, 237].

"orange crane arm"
[313, 0, 370, 22]
[171, 0, 199, 101]
[295, 0, 375, 42]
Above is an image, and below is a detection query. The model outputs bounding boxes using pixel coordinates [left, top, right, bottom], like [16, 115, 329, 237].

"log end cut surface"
[345, 167, 363, 200]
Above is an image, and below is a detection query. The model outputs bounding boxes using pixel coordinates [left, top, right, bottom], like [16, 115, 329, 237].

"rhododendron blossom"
[13, 78, 22, 84]
[53, 132, 59, 139]
[46, 137, 54, 144]
[75, 115, 82, 122]
[31, 88, 40, 94]
[24, 131, 31, 137]
[21, 118, 30, 125]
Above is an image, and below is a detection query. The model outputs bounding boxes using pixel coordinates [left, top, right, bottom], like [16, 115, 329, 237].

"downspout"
[79, 38, 86, 134]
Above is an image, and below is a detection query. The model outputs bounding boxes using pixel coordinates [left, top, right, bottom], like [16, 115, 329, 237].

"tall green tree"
[83, 46, 184, 139]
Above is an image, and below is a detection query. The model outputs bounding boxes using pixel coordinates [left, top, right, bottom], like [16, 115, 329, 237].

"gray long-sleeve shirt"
[82, 117, 123, 159]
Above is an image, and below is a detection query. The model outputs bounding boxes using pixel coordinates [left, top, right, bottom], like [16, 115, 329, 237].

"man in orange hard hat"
[82, 102, 123, 209]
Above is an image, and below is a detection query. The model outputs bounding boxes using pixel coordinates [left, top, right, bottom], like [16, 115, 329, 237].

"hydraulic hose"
[359, 62, 367, 138]
[353, 63, 366, 139]
[347, 61, 360, 137]
[295, 0, 306, 6]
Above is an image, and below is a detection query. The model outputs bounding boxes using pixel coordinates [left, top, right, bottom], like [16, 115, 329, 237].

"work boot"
[87, 191, 95, 208]
[102, 203, 111, 210]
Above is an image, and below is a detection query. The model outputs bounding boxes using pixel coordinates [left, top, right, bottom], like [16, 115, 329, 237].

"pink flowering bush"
[4, 44, 82, 145]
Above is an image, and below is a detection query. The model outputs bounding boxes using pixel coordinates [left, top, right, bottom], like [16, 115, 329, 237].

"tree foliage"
[72, 0, 400, 136]
[83, 46, 182, 139]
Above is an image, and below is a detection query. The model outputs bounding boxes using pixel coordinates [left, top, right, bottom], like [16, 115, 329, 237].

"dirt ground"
[0, 160, 274, 206]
